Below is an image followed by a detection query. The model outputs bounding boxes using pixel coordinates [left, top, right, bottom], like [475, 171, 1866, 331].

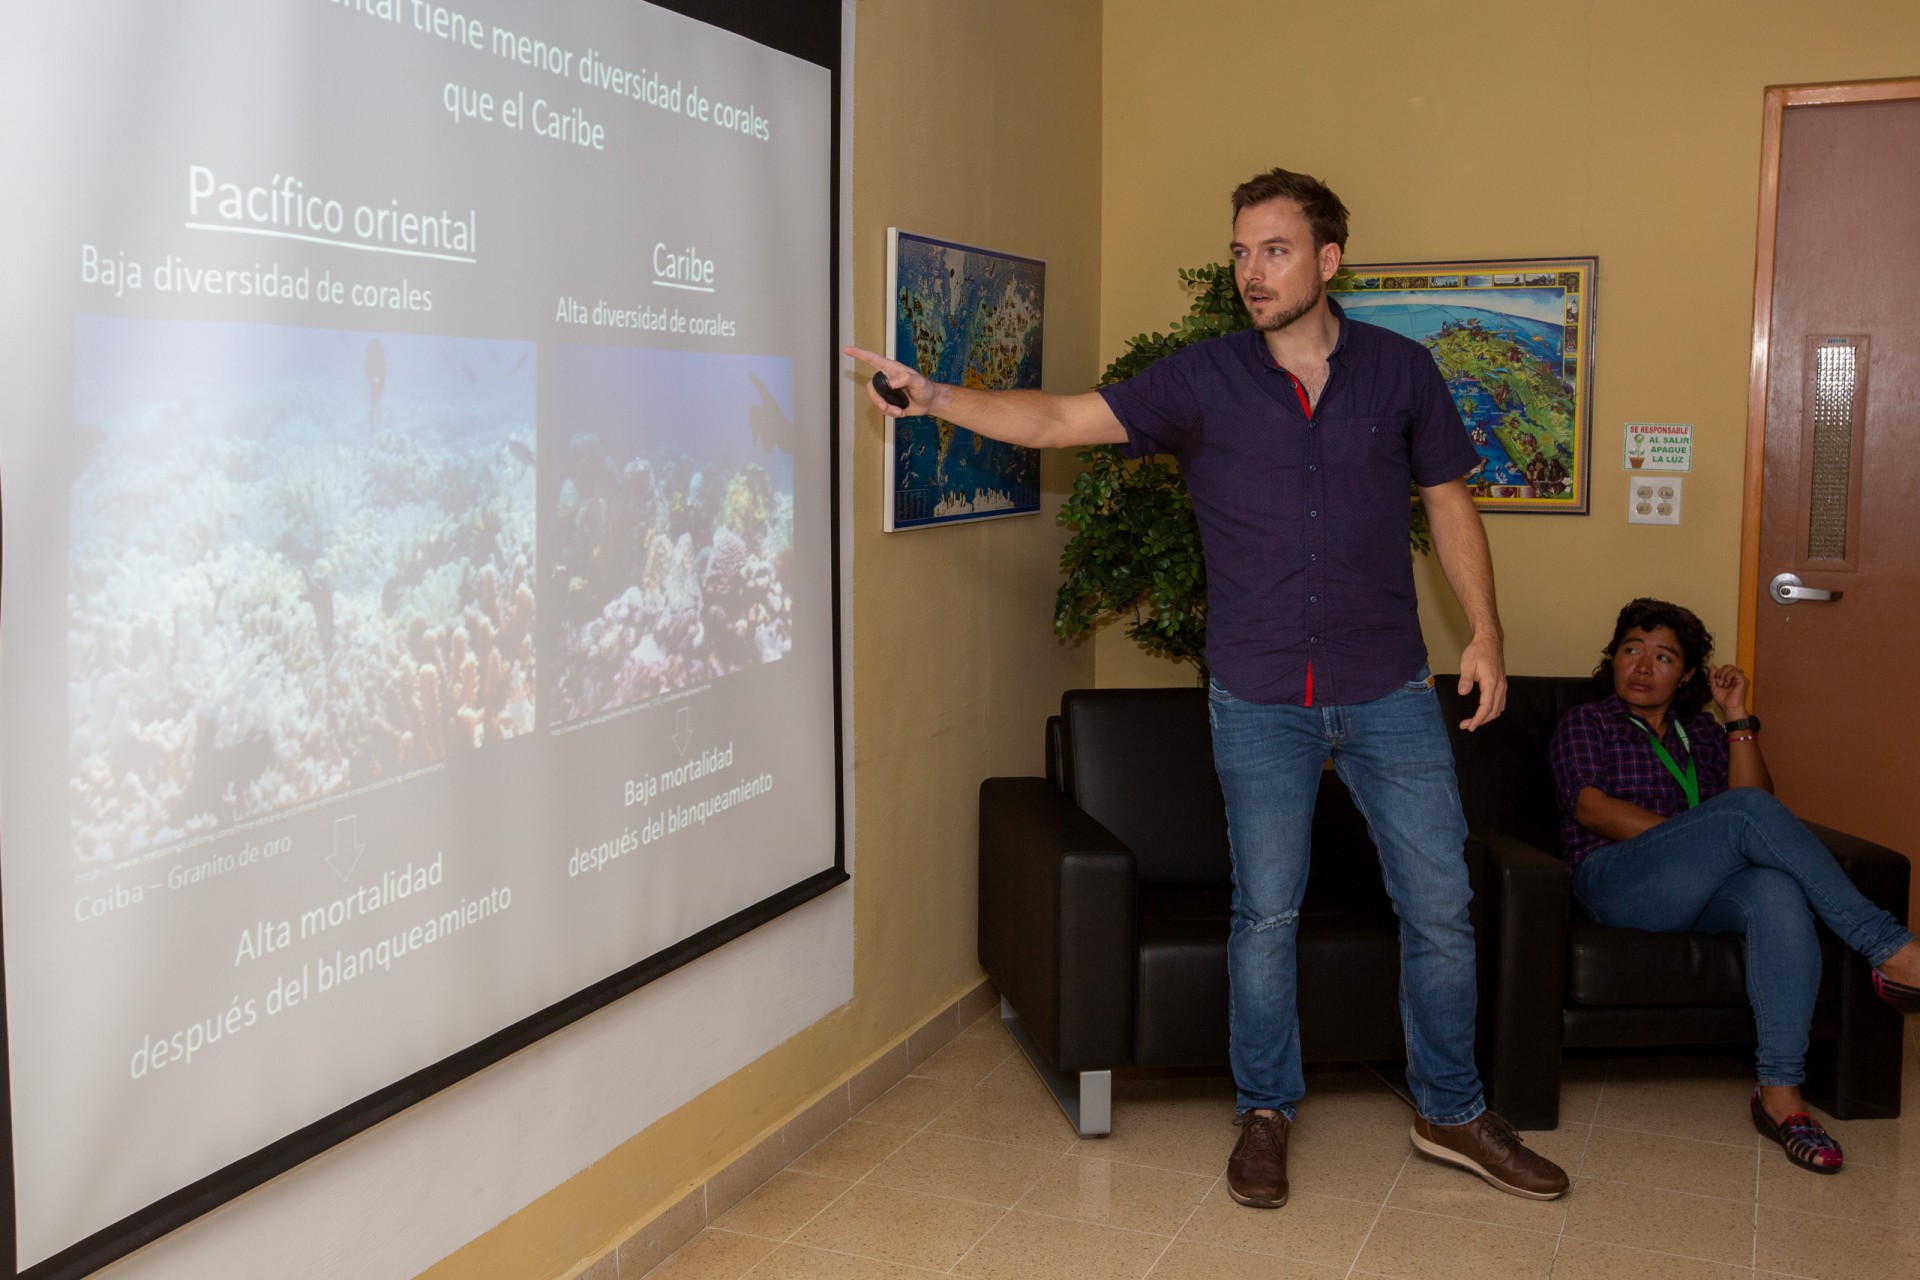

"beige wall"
[423, 2, 1102, 1274]
[1096, 0, 1920, 688]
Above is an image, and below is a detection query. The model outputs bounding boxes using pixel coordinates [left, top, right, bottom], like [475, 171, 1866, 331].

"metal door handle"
[1769, 572, 1838, 604]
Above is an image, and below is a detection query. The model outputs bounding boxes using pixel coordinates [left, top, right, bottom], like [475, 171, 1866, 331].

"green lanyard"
[1629, 714, 1699, 809]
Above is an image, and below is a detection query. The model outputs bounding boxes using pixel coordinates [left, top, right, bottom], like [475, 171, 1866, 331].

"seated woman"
[1549, 598, 1920, 1174]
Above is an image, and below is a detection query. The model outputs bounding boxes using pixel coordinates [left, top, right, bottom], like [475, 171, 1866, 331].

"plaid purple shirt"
[1548, 693, 1730, 867]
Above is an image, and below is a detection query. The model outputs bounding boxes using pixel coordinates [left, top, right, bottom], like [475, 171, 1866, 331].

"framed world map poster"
[884, 229, 1044, 531]
[1329, 257, 1597, 514]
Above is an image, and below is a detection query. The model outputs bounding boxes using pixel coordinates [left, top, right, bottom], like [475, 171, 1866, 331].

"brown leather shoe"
[1226, 1111, 1289, 1208]
[1410, 1111, 1568, 1200]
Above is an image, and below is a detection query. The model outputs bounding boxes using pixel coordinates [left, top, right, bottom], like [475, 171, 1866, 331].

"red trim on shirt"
[1285, 372, 1313, 420]
[1288, 371, 1316, 705]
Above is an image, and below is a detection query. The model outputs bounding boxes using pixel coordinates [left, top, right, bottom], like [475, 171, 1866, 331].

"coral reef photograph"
[67, 317, 537, 867]
[545, 346, 795, 726]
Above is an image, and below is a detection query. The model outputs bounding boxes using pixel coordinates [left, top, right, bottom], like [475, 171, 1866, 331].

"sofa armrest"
[1805, 822, 1912, 923]
[1475, 826, 1571, 1129]
[1798, 822, 1910, 1118]
[979, 777, 1137, 1073]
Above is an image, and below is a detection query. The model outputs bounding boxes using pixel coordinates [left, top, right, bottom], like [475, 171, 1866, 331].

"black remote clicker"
[871, 370, 911, 409]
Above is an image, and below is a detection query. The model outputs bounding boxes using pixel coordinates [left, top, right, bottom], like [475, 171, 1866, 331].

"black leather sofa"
[1436, 674, 1911, 1125]
[977, 686, 1560, 1133]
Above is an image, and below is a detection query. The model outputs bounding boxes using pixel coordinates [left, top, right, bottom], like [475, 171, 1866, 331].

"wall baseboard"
[562, 977, 998, 1280]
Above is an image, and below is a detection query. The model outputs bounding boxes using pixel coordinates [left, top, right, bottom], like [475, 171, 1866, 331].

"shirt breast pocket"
[1327, 414, 1412, 493]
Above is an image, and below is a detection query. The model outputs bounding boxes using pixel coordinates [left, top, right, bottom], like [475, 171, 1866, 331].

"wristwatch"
[1724, 716, 1761, 734]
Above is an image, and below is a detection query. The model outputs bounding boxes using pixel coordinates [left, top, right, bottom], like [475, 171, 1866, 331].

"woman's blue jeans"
[1571, 788, 1914, 1087]
[1208, 670, 1485, 1126]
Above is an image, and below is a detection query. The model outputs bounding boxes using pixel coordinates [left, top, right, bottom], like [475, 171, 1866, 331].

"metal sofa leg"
[1000, 997, 1112, 1136]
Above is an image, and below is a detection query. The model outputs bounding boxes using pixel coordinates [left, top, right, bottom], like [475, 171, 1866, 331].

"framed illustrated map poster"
[1329, 257, 1597, 514]
[884, 229, 1044, 531]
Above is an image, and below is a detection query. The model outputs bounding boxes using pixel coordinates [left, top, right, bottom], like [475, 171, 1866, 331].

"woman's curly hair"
[1591, 598, 1715, 717]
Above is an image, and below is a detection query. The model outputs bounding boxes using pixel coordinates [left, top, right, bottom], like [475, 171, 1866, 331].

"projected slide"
[0, 0, 839, 1270]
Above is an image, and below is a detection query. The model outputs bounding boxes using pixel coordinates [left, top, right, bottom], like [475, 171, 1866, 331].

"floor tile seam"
[1547, 1114, 1596, 1271]
[1556, 1223, 1760, 1269]
[1741, 1194, 1918, 1229]
[1140, 1174, 1222, 1278]
[910, 1047, 1017, 1076]
[924, 1082, 1053, 1114]
[846, 1168, 1185, 1237]
[919, 1124, 1078, 1158]
[1078, 1129, 1404, 1198]
[1285, 1133, 1422, 1158]
[977, 1202, 1184, 1242]
[1164, 1224, 1367, 1275]
[808, 1116, 929, 1155]
[1340, 1148, 1412, 1279]
[846, 1105, 945, 1135]
[941, 1201, 1014, 1276]
[913, 1120, 1082, 1159]
[741, 1239, 953, 1277]
[695, 1225, 785, 1271]
[1546, 1221, 1567, 1274]
[711, 1170, 862, 1240]
[871, 1124, 1067, 1161]
[748, 1168, 861, 1249]
[1587, 1118, 1763, 1151]
[868, 1146, 1076, 1211]
[905, 1069, 1010, 1090]
[1064, 1150, 1224, 1179]
[1070, 1137, 1413, 1172]
[1368, 1201, 1564, 1241]
[1760, 1197, 1920, 1230]
[844, 1163, 1074, 1218]
[1376, 1189, 1569, 1238]
[1563, 1171, 1761, 1207]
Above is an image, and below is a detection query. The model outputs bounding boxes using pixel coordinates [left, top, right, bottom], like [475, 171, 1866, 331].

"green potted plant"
[1053, 264, 1432, 673]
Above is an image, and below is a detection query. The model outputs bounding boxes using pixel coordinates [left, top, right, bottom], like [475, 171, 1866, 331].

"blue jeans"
[1572, 788, 1914, 1087]
[1208, 669, 1484, 1126]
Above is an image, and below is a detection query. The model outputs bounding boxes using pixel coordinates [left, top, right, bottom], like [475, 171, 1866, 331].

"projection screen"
[0, 1, 845, 1272]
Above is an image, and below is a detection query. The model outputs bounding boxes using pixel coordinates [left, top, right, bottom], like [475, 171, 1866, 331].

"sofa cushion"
[1566, 918, 1845, 1007]
[1437, 675, 1607, 857]
[1132, 885, 1406, 1068]
[1566, 919, 1748, 1006]
[1062, 689, 1231, 888]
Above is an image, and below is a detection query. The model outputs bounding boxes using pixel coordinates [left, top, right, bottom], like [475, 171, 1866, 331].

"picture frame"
[1329, 256, 1597, 513]
[884, 228, 1045, 531]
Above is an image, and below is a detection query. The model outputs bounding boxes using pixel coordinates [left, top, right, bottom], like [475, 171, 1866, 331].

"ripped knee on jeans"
[1246, 909, 1299, 934]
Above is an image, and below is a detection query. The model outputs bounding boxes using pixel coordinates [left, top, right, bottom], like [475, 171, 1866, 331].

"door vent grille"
[1805, 336, 1863, 563]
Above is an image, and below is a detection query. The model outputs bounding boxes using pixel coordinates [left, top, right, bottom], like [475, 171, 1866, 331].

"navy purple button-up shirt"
[1097, 300, 1479, 705]
[1548, 694, 1731, 867]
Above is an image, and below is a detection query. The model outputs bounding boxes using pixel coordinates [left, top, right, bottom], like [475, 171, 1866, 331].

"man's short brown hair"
[1231, 168, 1350, 251]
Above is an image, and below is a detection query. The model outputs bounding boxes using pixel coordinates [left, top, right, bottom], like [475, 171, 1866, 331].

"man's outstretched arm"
[844, 345, 1128, 450]
[1417, 477, 1506, 732]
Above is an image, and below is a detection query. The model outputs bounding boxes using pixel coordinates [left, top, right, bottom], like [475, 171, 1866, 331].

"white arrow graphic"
[326, 814, 366, 881]
[672, 706, 694, 756]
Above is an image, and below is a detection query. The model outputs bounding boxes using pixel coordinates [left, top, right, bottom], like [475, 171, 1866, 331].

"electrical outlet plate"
[1627, 475, 1683, 524]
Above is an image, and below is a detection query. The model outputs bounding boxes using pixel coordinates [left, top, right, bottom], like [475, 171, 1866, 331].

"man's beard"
[1252, 281, 1325, 333]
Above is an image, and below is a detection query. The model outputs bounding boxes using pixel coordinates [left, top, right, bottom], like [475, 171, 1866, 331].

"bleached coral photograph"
[546, 346, 795, 727]
[67, 317, 537, 868]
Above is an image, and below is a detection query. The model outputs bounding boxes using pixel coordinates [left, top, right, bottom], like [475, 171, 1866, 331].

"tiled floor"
[644, 1013, 1920, 1280]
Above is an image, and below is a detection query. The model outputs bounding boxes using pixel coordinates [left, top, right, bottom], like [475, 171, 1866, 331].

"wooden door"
[1742, 82, 1920, 921]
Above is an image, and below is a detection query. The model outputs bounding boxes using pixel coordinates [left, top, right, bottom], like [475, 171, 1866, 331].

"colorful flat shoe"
[1871, 969, 1920, 1015]
[1751, 1090, 1843, 1174]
